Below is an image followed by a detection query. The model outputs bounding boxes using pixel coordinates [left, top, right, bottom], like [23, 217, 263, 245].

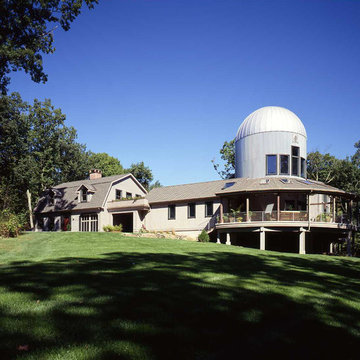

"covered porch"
[215, 190, 359, 255]
[217, 191, 358, 226]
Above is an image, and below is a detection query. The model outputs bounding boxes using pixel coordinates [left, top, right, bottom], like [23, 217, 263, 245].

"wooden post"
[219, 201, 223, 224]
[260, 227, 266, 250]
[299, 228, 306, 254]
[26, 190, 34, 230]
[246, 197, 250, 222]
[347, 231, 352, 257]
[277, 194, 280, 221]
[350, 200, 353, 224]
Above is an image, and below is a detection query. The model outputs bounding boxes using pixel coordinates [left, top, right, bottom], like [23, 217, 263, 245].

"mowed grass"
[0, 233, 360, 359]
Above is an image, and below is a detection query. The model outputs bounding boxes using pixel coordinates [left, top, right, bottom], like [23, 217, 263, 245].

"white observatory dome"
[236, 106, 307, 141]
[235, 106, 307, 179]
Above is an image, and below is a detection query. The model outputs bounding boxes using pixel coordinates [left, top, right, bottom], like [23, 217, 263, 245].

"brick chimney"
[89, 169, 102, 180]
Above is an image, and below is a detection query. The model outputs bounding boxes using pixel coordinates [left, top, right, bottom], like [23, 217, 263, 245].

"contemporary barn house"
[35, 106, 359, 254]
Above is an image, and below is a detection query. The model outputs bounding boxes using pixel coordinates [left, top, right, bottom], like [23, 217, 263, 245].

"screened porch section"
[218, 192, 355, 225]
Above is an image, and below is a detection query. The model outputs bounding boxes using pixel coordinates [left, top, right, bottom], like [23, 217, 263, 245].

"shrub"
[0, 210, 24, 238]
[113, 224, 123, 232]
[198, 230, 210, 242]
[103, 224, 123, 233]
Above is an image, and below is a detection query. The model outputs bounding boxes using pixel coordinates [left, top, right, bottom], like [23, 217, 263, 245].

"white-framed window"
[81, 188, 88, 202]
[188, 203, 196, 218]
[168, 205, 176, 220]
[205, 202, 213, 217]
[79, 214, 98, 232]
[116, 189, 122, 200]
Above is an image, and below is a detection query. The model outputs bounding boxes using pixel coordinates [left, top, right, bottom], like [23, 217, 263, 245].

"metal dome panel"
[236, 106, 307, 141]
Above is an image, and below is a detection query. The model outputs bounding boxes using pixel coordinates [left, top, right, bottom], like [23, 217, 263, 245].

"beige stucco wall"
[100, 176, 147, 232]
[144, 199, 220, 236]
[107, 177, 147, 202]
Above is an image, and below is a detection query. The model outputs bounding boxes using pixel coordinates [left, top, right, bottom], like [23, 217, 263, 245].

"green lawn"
[0, 233, 360, 359]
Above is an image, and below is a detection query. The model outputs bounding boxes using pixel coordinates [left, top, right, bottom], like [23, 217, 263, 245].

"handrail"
[219, 210, 351, 225]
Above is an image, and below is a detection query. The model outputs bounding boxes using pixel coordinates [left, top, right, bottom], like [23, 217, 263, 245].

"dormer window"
[82, 188, 88, 202]
[77, 184, 95, 203]
[48, 190, 55, 205]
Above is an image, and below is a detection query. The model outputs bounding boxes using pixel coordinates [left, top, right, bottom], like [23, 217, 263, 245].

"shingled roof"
[146, 179, 229, 204]
[146, 177, 355, 204]
[35, 174, 129, 213]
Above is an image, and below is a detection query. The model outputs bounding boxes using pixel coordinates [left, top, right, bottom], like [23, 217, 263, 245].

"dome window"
[280, 155, 290, 175]
[301, 158, 306, 178]
[266, 155, 277, 175]
[291, 146, 300, 176]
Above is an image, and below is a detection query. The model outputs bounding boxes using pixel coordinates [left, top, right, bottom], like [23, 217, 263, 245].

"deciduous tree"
[0, 0, 99, 94]
[87, 152, 124, 177]
[127, 162, 153, 190]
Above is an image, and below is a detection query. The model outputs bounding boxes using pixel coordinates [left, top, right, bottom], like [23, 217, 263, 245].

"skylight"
[280, 178, 291, 184]
[222, 182, 235, 189]
[301, 180, 313, 185]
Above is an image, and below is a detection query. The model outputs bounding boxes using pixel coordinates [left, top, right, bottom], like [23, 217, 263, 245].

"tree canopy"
[212, 139, 236, 179]
[0, 93, 88, 212]
[88, 152, 124, 177]
[127, 162, 153, 190]
[0, 0, 99, 94]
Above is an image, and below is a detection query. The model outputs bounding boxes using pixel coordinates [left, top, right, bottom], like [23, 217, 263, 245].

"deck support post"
[330, 242, 334, 254]
[260, 227, 266, 250]
[216, 232, 221, 244]
[347, 231, 352, 257]
[226, 232, 231, 245]
[219, 200, 223, 224]
[246, 197, 250, 222]
[299, 228, 306, 255]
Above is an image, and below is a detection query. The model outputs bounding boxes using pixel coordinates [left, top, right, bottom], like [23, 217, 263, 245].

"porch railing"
[220, 211, 350, 224]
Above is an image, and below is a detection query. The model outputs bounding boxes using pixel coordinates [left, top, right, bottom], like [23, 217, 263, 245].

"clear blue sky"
[9, 0, 360, 186]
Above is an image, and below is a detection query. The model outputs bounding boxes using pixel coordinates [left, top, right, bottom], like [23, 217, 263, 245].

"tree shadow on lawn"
[0, 251, 360, 359]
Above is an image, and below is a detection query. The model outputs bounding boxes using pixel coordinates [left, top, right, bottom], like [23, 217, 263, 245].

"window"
[126, 192, 132, 199]
[284, 200, 296, 211]
[48, 190, 54, 205]
[280, 155, 289, 175]
[115, 189, 122, 200]
[168, 205, 176, 220]
[205, 202, 213, 217]
[79, 214, 98, 232]
[291, 146, 300, 176]
[301, 158, 306, 178]
[188, 203, 196, 218]
[81, 188, 88, 202]
[266, 155, 277, 175]
[298, 201, 307, 211]
[135, 194, 142, 199]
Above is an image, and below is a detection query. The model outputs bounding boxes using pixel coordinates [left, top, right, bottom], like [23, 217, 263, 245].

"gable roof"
[34, 173, 137, 214]
[146, 177, 356, 204]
